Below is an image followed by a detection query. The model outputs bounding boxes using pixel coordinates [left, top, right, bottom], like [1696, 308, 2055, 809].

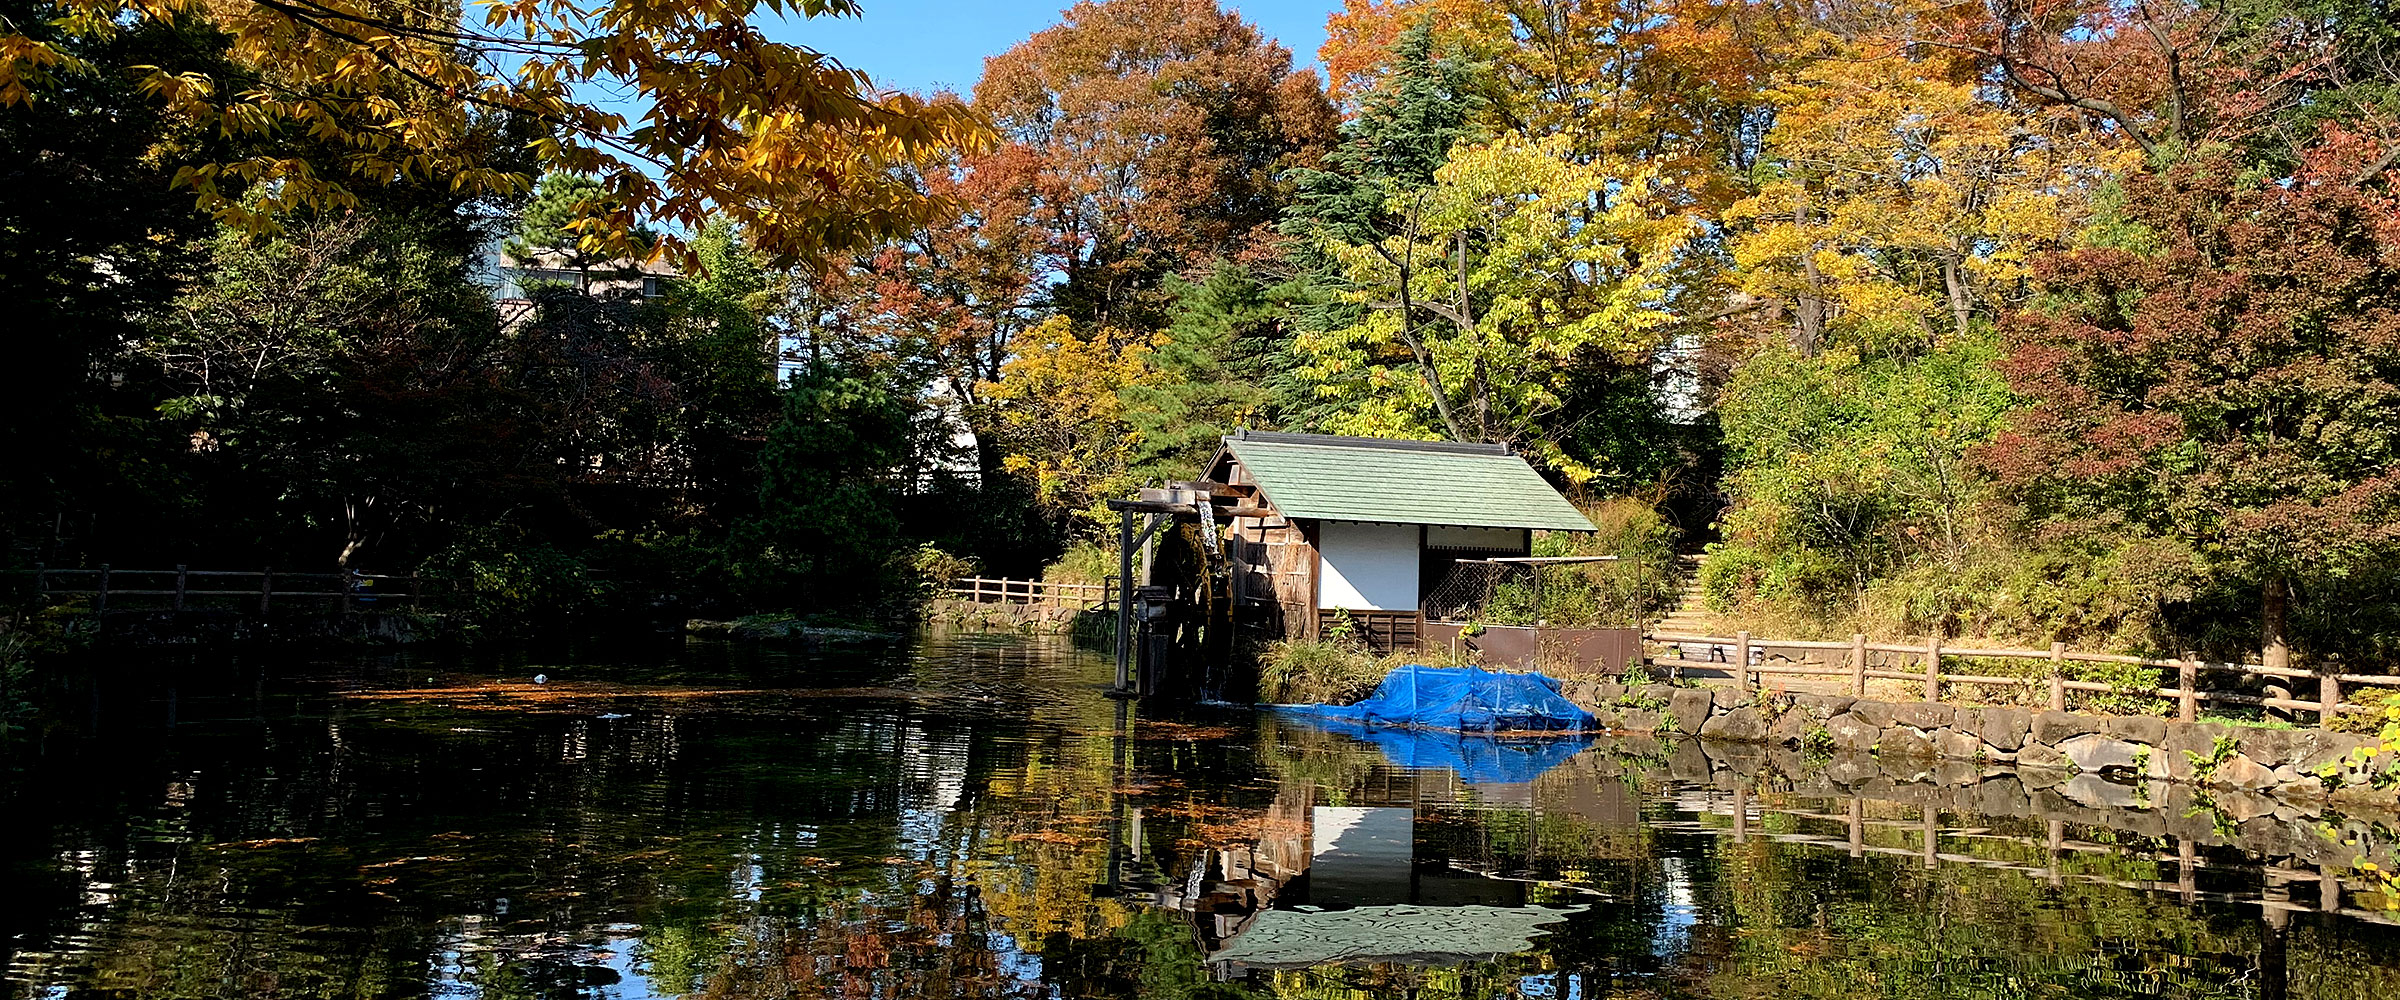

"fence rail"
[16, 565, 421, 612]
[944, 576, 1115, 609]
[1644, 629, 2400, 727]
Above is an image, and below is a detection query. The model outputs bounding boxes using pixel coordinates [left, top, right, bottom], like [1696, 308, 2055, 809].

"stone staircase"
[1650, 553, 1717, 636]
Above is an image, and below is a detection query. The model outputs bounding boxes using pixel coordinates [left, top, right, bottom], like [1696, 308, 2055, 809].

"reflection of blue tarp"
[1275, 663, 1597, 733]
[1290, 716, 1596, 785]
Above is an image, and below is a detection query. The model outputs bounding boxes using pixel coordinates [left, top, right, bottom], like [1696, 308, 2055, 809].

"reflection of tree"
[695, 883, 1027, 999]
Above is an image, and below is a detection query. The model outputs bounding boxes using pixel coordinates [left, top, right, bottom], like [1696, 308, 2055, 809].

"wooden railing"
[945, 576, 1115, 609]
[1645, 629, 2400, 727]
[18, 565, 422, 612]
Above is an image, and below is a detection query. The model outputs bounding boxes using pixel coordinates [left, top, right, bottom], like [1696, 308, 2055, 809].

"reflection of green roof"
[1209, 903, 1585, 970]
[1214, 432, 1594, 531]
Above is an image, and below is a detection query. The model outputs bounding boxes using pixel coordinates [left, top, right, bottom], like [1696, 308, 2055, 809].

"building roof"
[1213, 431, 1594, 532]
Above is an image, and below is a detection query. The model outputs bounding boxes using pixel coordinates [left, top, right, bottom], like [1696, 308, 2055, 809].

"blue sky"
[757, 1, 1347, 96]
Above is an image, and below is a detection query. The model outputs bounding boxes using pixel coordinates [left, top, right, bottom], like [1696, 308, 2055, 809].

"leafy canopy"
[2, 0, 989, 263]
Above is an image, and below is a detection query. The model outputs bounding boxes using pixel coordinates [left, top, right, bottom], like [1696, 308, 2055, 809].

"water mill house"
[1111, 431, 1637, 682]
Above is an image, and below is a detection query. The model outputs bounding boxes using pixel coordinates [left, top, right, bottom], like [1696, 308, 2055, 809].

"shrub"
[1043, 541, 1115, 586]
[1256, 639, 1391, 705]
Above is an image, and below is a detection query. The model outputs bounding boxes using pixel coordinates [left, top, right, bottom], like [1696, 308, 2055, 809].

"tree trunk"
[2261, 575, 2291, 675]
[1942, 256, 1973, 343]
[1793, 188, 1828, 357]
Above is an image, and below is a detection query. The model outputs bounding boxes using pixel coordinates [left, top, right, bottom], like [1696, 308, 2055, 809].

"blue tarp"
[1289, 717, 1597, 785]
[1273, 663, 1597, 733]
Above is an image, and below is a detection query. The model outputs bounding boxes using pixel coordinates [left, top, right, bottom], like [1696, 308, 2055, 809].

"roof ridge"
[1226, 429, 1510, 456]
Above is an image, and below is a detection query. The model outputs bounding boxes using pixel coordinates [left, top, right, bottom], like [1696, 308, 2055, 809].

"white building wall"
[1316, 521, 1420, 611]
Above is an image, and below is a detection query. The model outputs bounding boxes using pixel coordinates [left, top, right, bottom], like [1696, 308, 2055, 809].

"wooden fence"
[1646, 629, 2400, 727]
[18, 565, 422, 612]
[944, 576, 1115, 610]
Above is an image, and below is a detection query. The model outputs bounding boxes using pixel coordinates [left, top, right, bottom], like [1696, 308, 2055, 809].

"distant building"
[490, 248, 681, 327]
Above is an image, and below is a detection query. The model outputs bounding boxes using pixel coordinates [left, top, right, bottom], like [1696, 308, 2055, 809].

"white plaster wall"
[1317, 521, 1420, 610]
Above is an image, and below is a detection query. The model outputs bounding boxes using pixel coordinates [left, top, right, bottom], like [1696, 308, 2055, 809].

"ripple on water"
[4, 629, 2397, 999]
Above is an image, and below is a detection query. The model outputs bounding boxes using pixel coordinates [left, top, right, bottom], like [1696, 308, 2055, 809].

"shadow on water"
[2, 629, 2397, 999]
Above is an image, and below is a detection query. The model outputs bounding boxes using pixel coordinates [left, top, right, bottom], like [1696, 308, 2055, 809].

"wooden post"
[408, 571, 421, 607]
[2048, 642, 2067, 712]
[1731, 784, 1747, 843]
[1850, 633, 1868, 697]
[2178, 654, 2199, 723]
[2177, 838, 2197, 903]
[2319, 668, 2340, 728]
[1923, 633, 1942, 702]
[1735, 630, 1753, 691]
[1921, 806, 1938, 871]
[1847, 797, 1864, 858]
[174, 564, 188, 612]
[96, 563, 110, 612]
[1114, 511, 1135, 693]
[260, 566, 273, 613]
[32, 562, 44, 599]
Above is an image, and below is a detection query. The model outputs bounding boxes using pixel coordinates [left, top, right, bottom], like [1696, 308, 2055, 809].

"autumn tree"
[1296, 132, 1693, 477]
[1723, 27, 2113, 355]
[978, 317, 1163, 532]
[973, 0, 1337, 328]
[835, 144, 1061, 478]
[1986, 153, 2400, 669]
[2, 0, 987, 263]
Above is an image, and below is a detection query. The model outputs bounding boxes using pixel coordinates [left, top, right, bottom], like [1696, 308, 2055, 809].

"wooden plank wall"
[1319, 609, 1422, 653]
[1221, 461, 1316, 640]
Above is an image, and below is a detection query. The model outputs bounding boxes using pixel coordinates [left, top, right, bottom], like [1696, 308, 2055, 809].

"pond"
[3, 630, 2396, 999]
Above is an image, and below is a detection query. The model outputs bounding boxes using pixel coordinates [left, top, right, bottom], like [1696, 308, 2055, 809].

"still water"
[3, 630, 2397, 999]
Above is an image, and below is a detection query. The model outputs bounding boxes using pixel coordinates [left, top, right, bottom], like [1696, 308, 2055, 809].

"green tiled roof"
[1216, 432, 1594, 531]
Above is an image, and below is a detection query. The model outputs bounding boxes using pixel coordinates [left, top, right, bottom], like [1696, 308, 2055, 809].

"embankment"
[1558, 679, 2400, 809]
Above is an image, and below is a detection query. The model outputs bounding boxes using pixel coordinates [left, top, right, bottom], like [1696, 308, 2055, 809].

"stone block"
[2210, 754, 2276, 790]
[1935, 728, 1986, 760]
[1878, 727, 1938, 759]
[1978, 707, 2031, 752]
[1667, 688, 1716, 735]
[2017, 741, 2070, 771]
[1850, 700, 1899, 728]
[1711, 687, 1745, 711]
[1826, 713, 1880, 752]
[2058, 734, 2146, 773]
[1613, 710, 1660, 734]
[1768, 710, 1818, 747]
[2235, 728, 2300, 768]
[2296, 732, 2368, 773]
[1950, 707, 1983, 736]
[2104, 715, 2167, 746]
[2032, 710, 2100, 746]
[1894, 703, 1955, 730]
[1700, 706, 1771, 743]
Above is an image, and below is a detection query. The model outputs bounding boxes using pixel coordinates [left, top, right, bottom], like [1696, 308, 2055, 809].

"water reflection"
[2, 632, 2397, 1000]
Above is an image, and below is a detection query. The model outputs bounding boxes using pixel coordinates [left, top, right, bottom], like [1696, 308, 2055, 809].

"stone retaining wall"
[1557, 679, 2400, 809]
[925, 598, 1088, 633]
